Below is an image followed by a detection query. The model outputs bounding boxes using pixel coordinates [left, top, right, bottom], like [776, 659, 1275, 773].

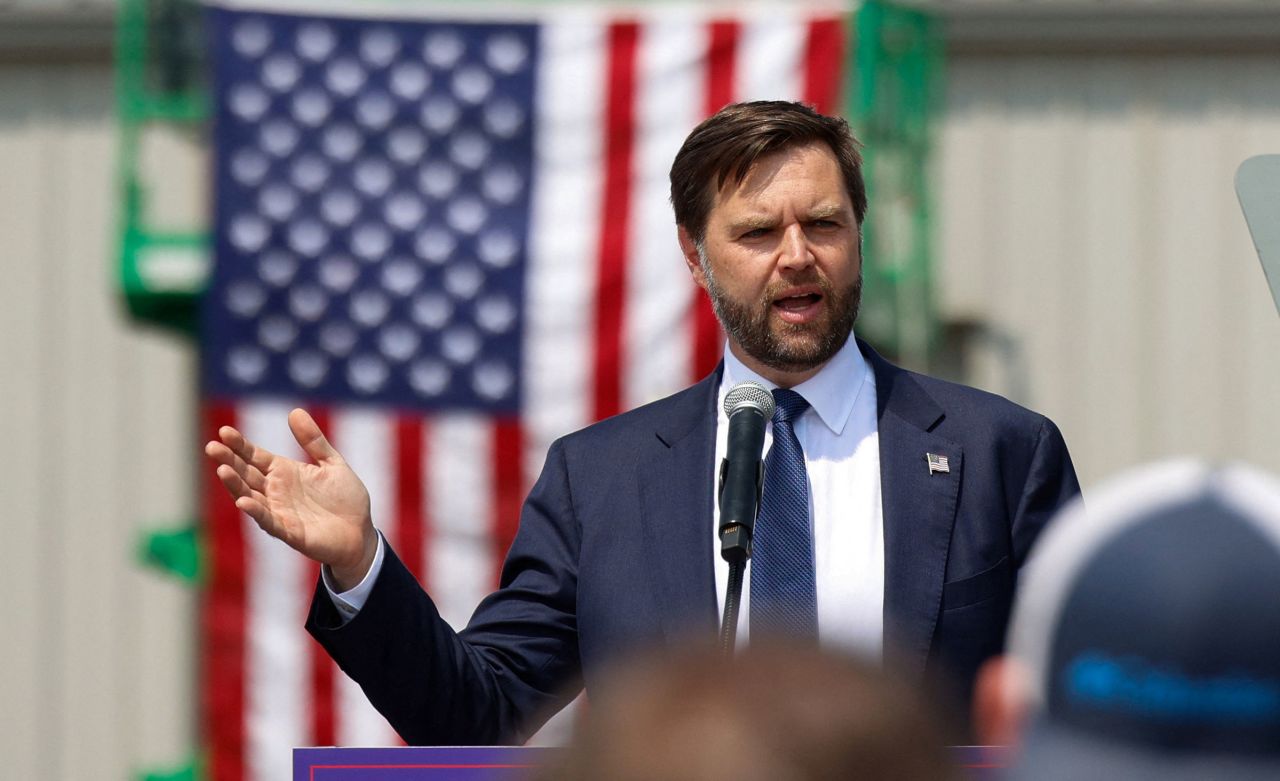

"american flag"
[200, 2, 849, 779]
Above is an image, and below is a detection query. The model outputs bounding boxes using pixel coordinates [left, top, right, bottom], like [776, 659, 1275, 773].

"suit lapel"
[637, 370, 721, 639]
[863, 341, 962, 683]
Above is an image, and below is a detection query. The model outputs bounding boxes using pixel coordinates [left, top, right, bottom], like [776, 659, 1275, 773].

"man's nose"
[777, 224, 815, 271]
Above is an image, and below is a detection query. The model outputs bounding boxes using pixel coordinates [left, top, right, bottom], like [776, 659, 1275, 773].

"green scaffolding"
[851, 0, 943, 367]
[116, 0, 210, 335]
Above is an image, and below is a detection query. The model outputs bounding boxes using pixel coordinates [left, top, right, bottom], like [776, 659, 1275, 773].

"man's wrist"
[329, 526, 379, 592]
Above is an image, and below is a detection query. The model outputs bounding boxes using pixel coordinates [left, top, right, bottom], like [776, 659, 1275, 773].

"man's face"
[680, 141, 862, 384]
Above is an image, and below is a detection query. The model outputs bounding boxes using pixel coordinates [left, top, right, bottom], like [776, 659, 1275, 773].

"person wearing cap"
[206, 100, 1080, 744]
[973, 460, 1280, 779]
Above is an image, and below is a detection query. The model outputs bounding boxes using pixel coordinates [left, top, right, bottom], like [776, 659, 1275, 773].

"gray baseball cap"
[1004, 461, 1280, 780]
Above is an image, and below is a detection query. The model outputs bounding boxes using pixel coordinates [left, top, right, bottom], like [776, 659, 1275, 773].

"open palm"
[205, 408, 378, 585]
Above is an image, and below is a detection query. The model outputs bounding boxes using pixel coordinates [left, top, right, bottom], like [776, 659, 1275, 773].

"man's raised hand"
[204, 408, 378, 591]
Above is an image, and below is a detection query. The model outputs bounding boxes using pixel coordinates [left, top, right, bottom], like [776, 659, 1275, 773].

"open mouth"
[771, 289, 824, 323]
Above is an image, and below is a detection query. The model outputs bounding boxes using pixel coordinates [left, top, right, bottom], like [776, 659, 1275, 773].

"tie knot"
[771, 388, 810, 424]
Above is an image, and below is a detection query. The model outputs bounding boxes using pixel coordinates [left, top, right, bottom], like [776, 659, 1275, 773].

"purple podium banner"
[294, 746, 1007, 780]
[294, 747, 557, 781]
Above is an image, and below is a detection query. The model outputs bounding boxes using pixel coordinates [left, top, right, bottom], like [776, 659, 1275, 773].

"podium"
[294, 746, 1007, 779]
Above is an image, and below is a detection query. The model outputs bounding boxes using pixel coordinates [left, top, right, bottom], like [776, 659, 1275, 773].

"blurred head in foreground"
[542, 643, 956, 781]
[974, 461, 1280, 780]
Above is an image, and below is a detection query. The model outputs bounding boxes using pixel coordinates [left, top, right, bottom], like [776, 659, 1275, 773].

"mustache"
[760, 272, 834, 302]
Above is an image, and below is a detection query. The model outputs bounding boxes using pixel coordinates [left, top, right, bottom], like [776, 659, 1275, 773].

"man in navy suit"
[207, 101, 1078, 745]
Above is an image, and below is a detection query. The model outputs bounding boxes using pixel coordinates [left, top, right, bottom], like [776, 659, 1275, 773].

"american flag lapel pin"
[926, 452, 950, 475]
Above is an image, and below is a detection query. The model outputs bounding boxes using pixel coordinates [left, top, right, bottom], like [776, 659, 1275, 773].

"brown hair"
[540, 643, 958, 781]
[669, 100, 868, 245]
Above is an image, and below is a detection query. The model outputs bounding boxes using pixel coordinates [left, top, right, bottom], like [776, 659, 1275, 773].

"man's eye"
[811, 219, 839, 228]
[740, 228, 769, 239]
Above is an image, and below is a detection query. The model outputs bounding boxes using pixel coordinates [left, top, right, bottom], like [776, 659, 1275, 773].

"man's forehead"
[707, 143, 851, 217]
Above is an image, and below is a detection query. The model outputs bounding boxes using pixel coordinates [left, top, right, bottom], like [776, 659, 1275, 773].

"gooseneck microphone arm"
[718, 381, 774, 656]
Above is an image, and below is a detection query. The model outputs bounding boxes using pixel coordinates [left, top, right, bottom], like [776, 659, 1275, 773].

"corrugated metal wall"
[0, 63, 197, 779]
[937, 52, 1280, 489]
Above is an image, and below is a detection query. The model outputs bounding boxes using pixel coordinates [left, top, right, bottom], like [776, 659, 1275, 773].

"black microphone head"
[724, 381, 775, 419]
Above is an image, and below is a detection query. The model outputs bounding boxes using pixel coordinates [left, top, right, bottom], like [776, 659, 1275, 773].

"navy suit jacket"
[308, 340, 1080, 745]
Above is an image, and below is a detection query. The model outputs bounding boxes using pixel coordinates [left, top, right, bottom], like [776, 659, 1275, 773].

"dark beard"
[706, 269, 861, 375]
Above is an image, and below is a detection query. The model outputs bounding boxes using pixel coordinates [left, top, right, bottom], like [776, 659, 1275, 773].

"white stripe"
[427, 414, 496, 631]
[524, 19, 607, 483]
[241, 401, 307, 778]
[735, 13, 807, 102]
[328, 407, 398, 747]
[623, 16, 705, 410]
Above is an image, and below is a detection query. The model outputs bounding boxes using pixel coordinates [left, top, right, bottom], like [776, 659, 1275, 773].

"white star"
[229, 84, 270, 122]
[409, 358, 451, 396]
[390, 62, 431, 100]
[227, 345, 269, 384]
[225, 279, 266, 318]
[229, 214, 270, 253]
[486, 34, 529, 74]
[411, 291, 453, 330]
[318, 254, 360, 293]
[377, 322, 420, 362]
[289, 351, 329, 388]
[262, 53, 301, 92]
[319, 322, 358, 356]
[423, 30, 464, 69]
[326, 57, 367, 97]
[288, 284, 328, 321]
[360, 27, 401, 68]
[258, 250, 299, 287]
[347, 353, 390, 393]
[287, 218, 329, 257]
[322, 123, 363, 163]
[232, 19, 272, 59]
[258, 314, 299, 352]
[260, 119, 300, 157]
[349, 289, 391, 327]
[296, 22, 337, 63]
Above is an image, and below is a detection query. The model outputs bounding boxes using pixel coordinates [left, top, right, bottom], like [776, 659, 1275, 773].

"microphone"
[718, 381, 775, 564]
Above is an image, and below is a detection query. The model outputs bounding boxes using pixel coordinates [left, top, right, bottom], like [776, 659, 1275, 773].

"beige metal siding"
[0, 63, 196, 780]
[937, 53, 1280, 489]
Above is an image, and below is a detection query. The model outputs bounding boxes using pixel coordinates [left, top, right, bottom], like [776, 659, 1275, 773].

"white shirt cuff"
[322, 531, 386, 623]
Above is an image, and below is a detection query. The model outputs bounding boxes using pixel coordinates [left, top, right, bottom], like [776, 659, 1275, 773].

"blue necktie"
[750, 388, 818, 640]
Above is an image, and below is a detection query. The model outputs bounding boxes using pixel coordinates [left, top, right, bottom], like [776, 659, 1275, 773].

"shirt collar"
[720, 334, 868, 436]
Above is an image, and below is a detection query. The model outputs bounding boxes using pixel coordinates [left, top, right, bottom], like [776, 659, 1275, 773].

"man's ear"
[972, 656, 1032, 749]
[677, 225, 709, 292]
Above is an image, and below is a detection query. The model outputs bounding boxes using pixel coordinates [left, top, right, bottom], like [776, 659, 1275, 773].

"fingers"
[214, 464, 288, 540]
[215, 425, 276, 472]
[204, 440, 267, 493]
[288, 408, 343, 465]
[214, 464, 266, 507]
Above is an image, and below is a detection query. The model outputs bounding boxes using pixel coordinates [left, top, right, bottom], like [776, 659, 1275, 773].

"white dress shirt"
[329, 337, 884, 658]
[715, 336, 884, 658]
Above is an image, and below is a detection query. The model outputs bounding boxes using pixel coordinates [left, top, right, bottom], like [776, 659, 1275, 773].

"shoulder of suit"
[885, 359, 1055, 436]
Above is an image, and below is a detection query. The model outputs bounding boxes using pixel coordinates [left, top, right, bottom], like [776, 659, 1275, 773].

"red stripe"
[491, 419, 525, 587]
[690, 20, 740, 381]
[704, 20, 738, 117]
[592, 21, 639, 421]
[202, 401, 245, 781]
[394, 416, 426, 585]
[802, 17, 845, 114]
[394, 414, 425, 746]
[307, 407, 338, 747]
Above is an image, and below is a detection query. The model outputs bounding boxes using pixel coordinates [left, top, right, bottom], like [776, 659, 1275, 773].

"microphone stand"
[718, 460, 762, 657]
[716, 382, 772, 658]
